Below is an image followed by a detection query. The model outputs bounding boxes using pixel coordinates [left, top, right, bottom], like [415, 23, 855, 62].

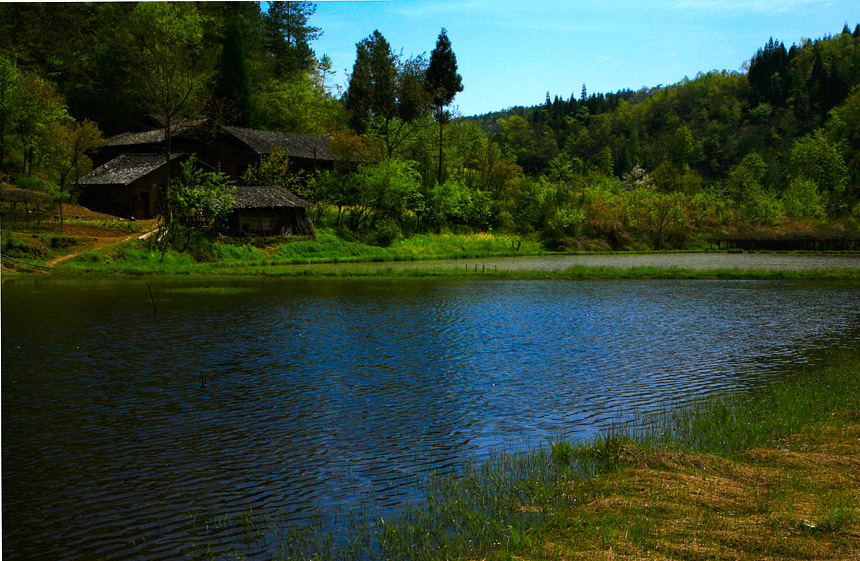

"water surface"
[3, 278, 859, 559]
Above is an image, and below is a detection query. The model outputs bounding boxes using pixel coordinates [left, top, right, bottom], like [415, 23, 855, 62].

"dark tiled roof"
[228, 186, 310, 209]
[77, 153, 183, 185]
[107, 119, 207, 147]
[224, 127, 335, 160]
[106, 120, 335, 162]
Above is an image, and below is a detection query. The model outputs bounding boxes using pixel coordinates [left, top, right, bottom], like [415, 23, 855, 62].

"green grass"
[39, 228, 548, 277]
[3, 226, 857, 280]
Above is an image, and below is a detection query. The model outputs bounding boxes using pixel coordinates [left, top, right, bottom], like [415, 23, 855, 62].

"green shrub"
[2, 233, 50, 259]
[846, 202, 860, 231]
[14, 175, 59, 194]
[75, 251, 103, 263]
[741, 184, 784, 226]
[365, 218, 402, 247]
[782, 178, 827, 220]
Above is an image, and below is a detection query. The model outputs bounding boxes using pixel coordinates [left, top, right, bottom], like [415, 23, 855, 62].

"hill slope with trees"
[1, 4, 858, 257]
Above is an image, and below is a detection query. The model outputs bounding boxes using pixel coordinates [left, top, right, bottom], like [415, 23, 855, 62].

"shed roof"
[107, 119, 207, 147]
[228, 186, 310, 209]
[77, 153, 184, 186]
[224, 127, 334, 161]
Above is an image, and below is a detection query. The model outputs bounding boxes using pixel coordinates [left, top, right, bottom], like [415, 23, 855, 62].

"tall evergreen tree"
[748, 37, 789, 107]
[346, 30, 397, 134]
[345, 30, 429, 156]
[425, 28, 463, 185]
[264, 1, 321, 78]
[214, 15, 251, 125]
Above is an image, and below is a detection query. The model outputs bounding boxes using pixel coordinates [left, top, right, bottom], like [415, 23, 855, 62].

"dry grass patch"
[505, 418, 860, 560]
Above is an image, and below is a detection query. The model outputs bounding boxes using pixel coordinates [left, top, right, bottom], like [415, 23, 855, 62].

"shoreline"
[5, 250, 860, 281]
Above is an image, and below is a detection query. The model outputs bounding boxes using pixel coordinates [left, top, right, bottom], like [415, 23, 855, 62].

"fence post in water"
[146, 282, 158, 313]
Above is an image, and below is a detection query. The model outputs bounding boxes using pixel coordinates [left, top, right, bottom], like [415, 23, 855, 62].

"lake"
[3, 277, 860, 559]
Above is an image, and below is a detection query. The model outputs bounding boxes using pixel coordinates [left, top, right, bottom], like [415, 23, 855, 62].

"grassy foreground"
[530, 416, 860, 560]
[516, 374, 860, 561]
[183, 352, 860, 561]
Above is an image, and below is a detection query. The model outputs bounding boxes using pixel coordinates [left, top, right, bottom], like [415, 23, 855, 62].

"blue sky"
[309, 1, 858, 116]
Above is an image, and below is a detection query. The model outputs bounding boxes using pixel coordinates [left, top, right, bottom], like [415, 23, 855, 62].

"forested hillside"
[478, 27, 860, 191]
[1, 2, 859, 251]
[0, 2, 340, 136]
[470, 26, 860, 247]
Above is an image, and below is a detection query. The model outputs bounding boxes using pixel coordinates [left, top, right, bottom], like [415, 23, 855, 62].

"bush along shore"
[178, 351, 860, 560]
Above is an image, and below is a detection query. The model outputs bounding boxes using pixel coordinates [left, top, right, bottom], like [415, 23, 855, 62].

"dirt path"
[45, 225, 158, 267]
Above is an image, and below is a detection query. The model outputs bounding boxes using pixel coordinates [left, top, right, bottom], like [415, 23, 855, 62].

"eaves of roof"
[77, 153, 184, 186]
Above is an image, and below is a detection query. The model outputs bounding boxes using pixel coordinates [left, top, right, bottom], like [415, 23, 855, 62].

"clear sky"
[308, 0, 858, 117]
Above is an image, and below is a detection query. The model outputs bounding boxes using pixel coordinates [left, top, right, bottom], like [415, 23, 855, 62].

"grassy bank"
[522, 353, 860, 561]
[37, 228, 545, 276]
[181, 351, 860, 560]
[4, 224, 860, 280]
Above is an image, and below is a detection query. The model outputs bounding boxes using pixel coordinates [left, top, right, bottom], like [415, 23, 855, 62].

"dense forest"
[1, 2, 859, 250]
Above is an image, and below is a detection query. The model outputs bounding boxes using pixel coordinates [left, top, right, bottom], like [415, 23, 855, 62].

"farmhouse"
[77, 120, 333, 237]
[92, 120, 335, 179]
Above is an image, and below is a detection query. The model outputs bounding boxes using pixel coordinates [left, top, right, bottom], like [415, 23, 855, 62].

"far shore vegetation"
[175, 349, 860, 560]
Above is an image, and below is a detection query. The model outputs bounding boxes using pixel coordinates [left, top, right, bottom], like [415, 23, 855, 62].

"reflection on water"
[3, 278, 860, 559]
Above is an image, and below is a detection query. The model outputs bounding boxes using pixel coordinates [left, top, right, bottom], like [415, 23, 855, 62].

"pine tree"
[345, 30, 427, 155]
[265, 1, 321, 78]
[214, 16, 251, 125]
[425, 28, 463, 185]
[345, 30, 397, 134]
[748, 37, 789, 106]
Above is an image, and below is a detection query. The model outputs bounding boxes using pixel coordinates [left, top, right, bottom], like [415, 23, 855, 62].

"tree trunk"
[438, 121, 443, 185]
[437, 106, 444, 186]
[163, 116, 173, 222]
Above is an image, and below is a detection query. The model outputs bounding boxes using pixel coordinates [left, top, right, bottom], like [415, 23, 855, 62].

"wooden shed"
[225, 186, 315, 238]
[0, 186, 57, 226]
